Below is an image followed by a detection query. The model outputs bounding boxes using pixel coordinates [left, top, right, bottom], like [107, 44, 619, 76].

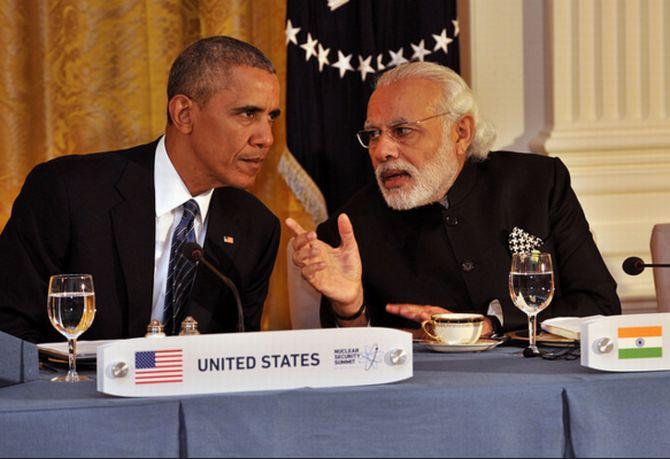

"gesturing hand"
[286, 214, 363, 315]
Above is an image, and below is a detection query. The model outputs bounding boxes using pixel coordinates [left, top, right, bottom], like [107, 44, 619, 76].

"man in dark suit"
[0, 36, 281, 343]
[287, 61, 620, 337]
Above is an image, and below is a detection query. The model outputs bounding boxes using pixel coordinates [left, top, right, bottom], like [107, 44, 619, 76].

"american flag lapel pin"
[223, 235, 235, 244]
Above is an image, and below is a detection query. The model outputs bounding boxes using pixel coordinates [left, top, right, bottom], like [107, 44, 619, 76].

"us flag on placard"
[280, 0, 460, 222]
[134, 349, 183, 385]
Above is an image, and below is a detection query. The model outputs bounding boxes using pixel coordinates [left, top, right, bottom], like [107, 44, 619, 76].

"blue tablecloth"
[1, 345, 668, 457]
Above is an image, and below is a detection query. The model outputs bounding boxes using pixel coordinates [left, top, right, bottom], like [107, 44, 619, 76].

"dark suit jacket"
[0, 141, 280, 343]
[317, 151, 621, 331]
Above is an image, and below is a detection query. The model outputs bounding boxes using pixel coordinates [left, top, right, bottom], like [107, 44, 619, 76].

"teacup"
[421, 313, 485, 344]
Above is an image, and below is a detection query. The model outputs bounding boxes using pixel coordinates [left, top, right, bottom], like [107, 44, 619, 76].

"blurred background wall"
[1, 0, 667, 327]
[461, 0, 670, 313]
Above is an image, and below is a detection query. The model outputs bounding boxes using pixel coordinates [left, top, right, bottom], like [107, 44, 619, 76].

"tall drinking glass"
[47, 274, 96, 382]
[509, 252, 554, 356]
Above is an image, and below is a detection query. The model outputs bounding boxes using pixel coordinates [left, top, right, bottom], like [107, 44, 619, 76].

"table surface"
[1, 343, 669, 458]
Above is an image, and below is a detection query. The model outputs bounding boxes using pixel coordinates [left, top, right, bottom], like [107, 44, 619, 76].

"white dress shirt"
[151, 136, 213, 322]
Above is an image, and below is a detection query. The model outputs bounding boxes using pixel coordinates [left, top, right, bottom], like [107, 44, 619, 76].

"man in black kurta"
[316, 152, 620, 332]
[287, 61, 619, 336]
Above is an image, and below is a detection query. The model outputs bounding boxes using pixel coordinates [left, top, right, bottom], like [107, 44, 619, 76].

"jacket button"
[461, 261, 475, 272]
[444, 215, 459, 226]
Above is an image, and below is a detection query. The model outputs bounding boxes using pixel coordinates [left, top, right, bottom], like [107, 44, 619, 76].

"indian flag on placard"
[618, 326, 663, 359]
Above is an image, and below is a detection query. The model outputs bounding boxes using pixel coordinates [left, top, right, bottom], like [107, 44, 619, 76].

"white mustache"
[375, 159, 419, 180]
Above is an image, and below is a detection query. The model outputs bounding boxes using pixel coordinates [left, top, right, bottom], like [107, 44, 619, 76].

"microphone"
[180, 242, 245, 332]
[622, 256, 670, 276]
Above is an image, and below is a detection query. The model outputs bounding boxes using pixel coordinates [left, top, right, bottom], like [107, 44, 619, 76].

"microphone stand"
[623, 256, 670, 276]
[197, 256, 245, 333]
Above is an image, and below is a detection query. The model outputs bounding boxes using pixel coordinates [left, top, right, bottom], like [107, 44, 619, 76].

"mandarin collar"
[377, 158, 482, 247]
[398, 157, 481, 215]
[444, 158, 480, 209]
[375, 157, 482, 222]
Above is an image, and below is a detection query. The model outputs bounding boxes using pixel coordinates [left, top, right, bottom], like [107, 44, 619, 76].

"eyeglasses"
[356, 112, 452, 149]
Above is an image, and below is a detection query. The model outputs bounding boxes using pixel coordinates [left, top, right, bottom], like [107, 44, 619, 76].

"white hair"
[375, 61, 496, 160]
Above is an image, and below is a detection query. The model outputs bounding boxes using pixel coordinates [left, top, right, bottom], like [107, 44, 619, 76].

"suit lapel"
[110, 144, 156, 337]
[187, 189, 240, 330]
[200, 189, 240, 275]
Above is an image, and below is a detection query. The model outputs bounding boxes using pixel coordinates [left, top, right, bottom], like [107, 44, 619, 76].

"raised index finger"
[285, 218, 306, 236]
[285, 218, 317, 250]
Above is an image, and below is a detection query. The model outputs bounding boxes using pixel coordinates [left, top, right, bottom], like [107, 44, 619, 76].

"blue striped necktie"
[163, 199, 200, 335]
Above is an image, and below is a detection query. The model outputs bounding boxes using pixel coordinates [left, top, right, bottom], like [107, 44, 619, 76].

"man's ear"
[168, 95, 195, 134]
[453, 115, 475, 157]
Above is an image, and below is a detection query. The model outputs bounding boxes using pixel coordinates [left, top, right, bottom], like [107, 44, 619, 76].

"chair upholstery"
[286, 242, 322, 329]
[651, 224, 670, 312]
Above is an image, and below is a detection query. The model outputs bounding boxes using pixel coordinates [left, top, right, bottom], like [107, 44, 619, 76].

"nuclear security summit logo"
[333, 343, 384, 370]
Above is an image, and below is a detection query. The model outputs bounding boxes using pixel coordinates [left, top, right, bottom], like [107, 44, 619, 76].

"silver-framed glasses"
[356, 112, 452, 149]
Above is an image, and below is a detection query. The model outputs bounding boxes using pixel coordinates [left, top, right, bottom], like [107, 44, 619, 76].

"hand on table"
[386, 303, 494, 339]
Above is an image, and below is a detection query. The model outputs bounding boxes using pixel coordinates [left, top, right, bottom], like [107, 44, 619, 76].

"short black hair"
[167, 36, 275, 107]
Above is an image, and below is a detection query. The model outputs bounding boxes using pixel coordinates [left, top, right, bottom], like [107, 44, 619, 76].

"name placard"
[97, 327, 412, 397]
[581, 313, 670, 372]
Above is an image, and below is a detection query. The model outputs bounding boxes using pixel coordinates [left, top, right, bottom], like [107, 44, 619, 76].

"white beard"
[375, 142, 460, 210]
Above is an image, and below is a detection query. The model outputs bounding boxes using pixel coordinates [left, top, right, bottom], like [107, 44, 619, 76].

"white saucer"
[419, 339, 504, 353]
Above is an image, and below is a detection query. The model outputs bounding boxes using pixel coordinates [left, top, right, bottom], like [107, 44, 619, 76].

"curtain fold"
[0, 0, 310, 330]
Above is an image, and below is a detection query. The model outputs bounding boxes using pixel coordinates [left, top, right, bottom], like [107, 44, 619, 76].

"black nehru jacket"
[317, 151, 621, 331]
